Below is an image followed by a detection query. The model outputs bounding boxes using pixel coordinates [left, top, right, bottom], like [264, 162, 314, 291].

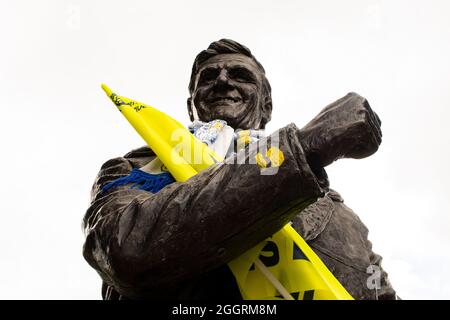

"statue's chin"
[209, 114, 239, 127]
[211, 108, 246, 125]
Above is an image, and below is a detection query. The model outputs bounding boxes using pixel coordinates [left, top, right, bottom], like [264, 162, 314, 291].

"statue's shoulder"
[96, 146, 155, 179]
[124, 145, 155, 158]
[291, 191, 335, 241]
[291, 188, 348, 242]
[122, 146, 156, 169]
[91, 146, 156, 201]
[311, 189, 371, 265]
[327, 189, 344, 203]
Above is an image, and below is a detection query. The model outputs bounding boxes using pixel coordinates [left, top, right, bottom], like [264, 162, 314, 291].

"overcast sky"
[1, 0, 449, 299]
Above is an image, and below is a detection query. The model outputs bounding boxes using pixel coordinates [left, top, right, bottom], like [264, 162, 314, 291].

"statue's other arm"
[82, 123, 324, 298]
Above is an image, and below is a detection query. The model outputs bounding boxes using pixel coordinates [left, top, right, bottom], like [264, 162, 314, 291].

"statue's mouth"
[208, 96, 242, 105]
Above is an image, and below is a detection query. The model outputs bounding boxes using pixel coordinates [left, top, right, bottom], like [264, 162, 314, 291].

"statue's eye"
[198, 68, 219, 85]
[229, 67, 256, 83]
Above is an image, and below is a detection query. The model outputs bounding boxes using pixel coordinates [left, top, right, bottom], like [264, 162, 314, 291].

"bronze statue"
[83, 39, 397, 300]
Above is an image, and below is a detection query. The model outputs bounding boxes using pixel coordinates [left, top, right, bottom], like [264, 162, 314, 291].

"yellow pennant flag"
[101, 84, 221, 182]
[101, 84, 353, 300]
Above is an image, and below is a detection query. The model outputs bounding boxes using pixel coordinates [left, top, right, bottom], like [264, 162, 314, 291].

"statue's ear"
[261, 96, 272, 128]
[187, 97, 195, 122]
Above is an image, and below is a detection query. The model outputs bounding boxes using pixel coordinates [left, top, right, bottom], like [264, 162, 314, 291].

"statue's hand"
[299, 92, 382, 170]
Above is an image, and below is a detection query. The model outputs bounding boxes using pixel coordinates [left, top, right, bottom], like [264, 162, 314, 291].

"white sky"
[1, 0, 449, 299]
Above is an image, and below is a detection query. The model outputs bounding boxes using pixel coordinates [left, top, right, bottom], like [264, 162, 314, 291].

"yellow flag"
[102, 84, 353, 300]
[101, 84, 221, 182]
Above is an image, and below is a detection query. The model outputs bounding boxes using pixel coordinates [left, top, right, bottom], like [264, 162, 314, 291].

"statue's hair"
[188, 39, 271, 98]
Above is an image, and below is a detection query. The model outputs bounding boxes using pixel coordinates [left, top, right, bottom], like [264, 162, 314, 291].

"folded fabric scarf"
[189, 120, 265, 158]
[102, 168, 175, 193]
[188, 119, 228, 146]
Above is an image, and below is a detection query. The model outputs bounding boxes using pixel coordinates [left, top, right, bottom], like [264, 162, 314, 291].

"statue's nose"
[216, 69, 228, 84]
[215, 69, 232, 90]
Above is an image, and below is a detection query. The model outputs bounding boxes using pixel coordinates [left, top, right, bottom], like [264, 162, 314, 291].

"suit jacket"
[82, 123, 397, 300]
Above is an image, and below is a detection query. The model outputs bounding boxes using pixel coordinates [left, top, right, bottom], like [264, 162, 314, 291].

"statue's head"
[188, 39, 272, 130]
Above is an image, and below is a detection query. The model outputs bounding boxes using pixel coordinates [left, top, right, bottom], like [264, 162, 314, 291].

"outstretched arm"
[83, 123, 324, 298]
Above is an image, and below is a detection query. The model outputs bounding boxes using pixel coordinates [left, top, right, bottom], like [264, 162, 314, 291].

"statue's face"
[190, 53, 269, 130]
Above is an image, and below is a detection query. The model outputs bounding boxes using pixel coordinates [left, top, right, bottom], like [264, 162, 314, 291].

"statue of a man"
[83, 39, 397, 300]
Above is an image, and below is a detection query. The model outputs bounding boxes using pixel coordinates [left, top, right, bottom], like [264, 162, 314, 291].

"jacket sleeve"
[82, 123, 324, 298]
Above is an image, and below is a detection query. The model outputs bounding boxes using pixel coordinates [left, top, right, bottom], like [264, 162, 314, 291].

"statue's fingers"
[366, 115, 382, 146]
[350, 120, 381, 159]
[363, 109, 382, 144]
[374, 111, 381, 127]
[362, 99, 382, 137]
[364, 100, 381, 128]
